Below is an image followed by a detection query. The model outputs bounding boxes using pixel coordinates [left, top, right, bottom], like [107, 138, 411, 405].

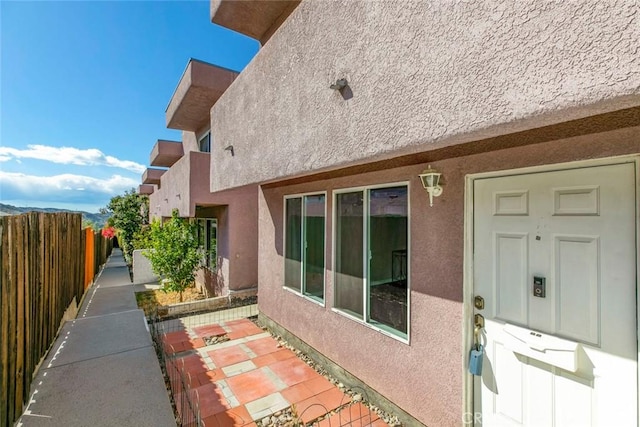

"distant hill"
[0, 203, 110, 228]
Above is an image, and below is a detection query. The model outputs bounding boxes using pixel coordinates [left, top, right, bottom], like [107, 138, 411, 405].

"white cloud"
[0, 171, 139, 202]
[0, 144, 145, 173]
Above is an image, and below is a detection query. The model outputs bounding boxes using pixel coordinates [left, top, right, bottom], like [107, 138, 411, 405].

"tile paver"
[160, 317, 388, 426]
[304, 376, 335, 395]
[222, 360, 258, 377]
[280, 382, 315, 405]
[193, 324, 227, 338]
[214, 405, 254, 427]
[316, 387, 349, 411]
[227, 369, 281, 404]
[269, 357, 319, 386]
[296, 396, 328, 424]
[210, 345, 251, 367]
[244, 392, 290, 420]
[244, 336, 281, 356]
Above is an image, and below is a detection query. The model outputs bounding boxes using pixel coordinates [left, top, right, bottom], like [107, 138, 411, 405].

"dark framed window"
[197, 218, 217, 269]
[334, 184, 409, 338]
[199, 132, 211, 153]
[284, 193, 326, 302]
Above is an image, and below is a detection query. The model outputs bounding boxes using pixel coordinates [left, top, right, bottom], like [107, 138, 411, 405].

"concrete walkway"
[18, 249, 175, 427]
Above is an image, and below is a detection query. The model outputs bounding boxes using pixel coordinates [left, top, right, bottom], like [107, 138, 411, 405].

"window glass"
[207, 219, 217, 269]
[284, 194, 326, 300]
[335, 191, 364, 317]
[368, 186, 408, 334]
[196, 218, 216, 269]
[304, 195, 325, 300]
[197, 219, 206, 264]
[284, 198, 302, 292]
[199, 132, 211, 153]
[334, 185, 409, 337]
[200, 220, 206, 246]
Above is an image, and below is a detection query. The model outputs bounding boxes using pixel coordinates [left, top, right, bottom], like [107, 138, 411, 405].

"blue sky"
[1, 1, 259, 213]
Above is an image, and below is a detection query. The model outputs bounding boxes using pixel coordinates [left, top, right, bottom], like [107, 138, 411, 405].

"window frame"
[282, 191, 328, 306]
[196, 218, 217, 270]
[332, 182, 411, 343]
[198, 130, 211, 153]
[206, 218, 217, 269]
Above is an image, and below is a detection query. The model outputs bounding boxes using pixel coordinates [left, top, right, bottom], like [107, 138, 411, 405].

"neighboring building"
[142, 59, 258, 298]
[148, 1, 640, 426]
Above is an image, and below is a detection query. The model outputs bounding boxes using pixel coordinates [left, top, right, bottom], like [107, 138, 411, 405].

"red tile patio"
[226, 370, 280, 404]
[209, 346, 251, 367]
[162, 318, 389, 426]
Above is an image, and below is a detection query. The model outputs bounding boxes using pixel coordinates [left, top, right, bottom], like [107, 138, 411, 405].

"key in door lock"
[533, 276, 546, 298]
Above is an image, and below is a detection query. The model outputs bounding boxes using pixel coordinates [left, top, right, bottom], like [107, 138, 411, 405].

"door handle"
[474, 313, 485, 329]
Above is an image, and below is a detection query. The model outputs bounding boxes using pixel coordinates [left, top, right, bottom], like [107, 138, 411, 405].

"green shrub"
[144, 210, 202, 302]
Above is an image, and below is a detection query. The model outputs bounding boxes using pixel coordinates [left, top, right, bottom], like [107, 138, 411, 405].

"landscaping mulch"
[135, 286, 205, 316]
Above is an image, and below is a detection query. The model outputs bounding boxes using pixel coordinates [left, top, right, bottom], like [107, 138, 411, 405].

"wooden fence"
[0, 212, 112, 427]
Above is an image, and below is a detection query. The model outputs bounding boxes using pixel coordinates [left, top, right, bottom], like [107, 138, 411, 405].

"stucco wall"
[211, 0, 640, 193]
[258, 127, 640, 426]
[149, 152, 194, 218]
[147, 143, 259, 292]
[182, 130, 199, 153]
[199, 185, 260, 291]
[132, 249, 159, 285]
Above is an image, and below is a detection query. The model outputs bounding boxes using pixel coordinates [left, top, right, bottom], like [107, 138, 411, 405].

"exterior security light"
[418, 165, 443, 207]
[330, 79, 348, 90]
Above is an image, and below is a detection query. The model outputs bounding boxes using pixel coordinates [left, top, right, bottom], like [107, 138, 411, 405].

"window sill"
[283, 286, 326, 308]
[331, 308, 409, 345]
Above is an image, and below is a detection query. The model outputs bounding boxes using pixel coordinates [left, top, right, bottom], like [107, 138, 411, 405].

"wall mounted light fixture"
[224, 145, 235, 156]
[418, 165, 443, 207]
[330, 79, 348, 90]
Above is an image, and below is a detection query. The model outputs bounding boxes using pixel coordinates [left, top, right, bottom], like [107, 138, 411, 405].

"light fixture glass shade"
[418, 165, 443, 207]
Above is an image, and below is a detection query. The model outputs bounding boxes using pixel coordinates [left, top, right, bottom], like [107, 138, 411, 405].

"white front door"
[472, 162, 637, 426]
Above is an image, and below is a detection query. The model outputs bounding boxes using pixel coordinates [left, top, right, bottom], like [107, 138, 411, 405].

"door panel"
[555, 235, 599, 343]
[473, 162, 637, 426]
[494, 232, 529, 324]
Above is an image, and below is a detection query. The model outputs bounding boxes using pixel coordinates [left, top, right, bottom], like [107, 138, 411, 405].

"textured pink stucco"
[149, 137, 258, 293]
[150, 139, 183, 168]
[258, 127, 640, 426]
[210, 0, 640, 193]
[149, 151, 205, 218]
[141, 167, 165, 186]
[138, 184, 154, 195]
[203, 184, 259, 291]
[166, 59, 237, 131]
[210, 0, 299, 45]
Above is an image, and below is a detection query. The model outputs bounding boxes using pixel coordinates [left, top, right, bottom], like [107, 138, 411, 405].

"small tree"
[144, 210, 201, 302]
[101, 189, 149, 264]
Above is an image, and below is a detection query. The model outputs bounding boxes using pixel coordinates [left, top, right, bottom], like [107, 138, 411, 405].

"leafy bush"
[144, 210, 202, 302]
[132, 225, 152, 250]
[101, 189, 148, 264]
